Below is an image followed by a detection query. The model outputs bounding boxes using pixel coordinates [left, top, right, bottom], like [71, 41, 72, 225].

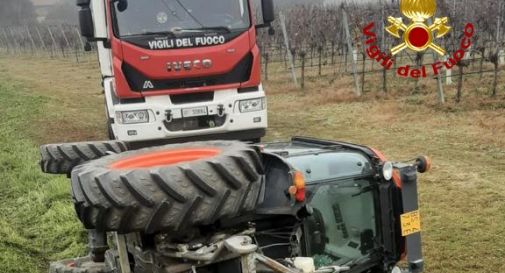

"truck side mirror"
[77, 0, 108, 41]
[116, 0, 128, 12]
[76, 0, 90, 6]
[261, 0, 275, 24]
[78, 7, 94, 39]
[77, 0, 94, 40]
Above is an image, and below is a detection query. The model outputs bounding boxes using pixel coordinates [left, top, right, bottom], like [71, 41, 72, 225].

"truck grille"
[122, 53, 253, 92]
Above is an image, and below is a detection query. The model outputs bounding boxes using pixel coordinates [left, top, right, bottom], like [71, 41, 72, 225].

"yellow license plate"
[400, 210, 421, 237]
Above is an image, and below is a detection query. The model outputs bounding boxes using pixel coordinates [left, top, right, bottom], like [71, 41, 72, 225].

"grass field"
[0, 54, 504, 273]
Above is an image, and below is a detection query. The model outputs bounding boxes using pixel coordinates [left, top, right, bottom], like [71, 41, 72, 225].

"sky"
[31, 0, 344, 6]
[31, 0, 353, 7]
[31, 0, 60, 6]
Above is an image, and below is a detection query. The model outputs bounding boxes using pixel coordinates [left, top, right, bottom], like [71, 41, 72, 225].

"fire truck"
[76, 0, 274, 143]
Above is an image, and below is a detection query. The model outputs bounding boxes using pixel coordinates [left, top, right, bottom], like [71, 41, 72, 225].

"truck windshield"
[113, 0, 251, 37]
[304, 177, 378, 268]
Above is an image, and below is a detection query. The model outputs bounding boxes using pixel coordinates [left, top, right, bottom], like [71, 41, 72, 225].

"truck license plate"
[182, 106, 208, 118]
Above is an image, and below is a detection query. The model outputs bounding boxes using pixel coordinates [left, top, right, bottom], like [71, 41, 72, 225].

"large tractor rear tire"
[71, 141, 264, 234]
[40, 141, 128, 175]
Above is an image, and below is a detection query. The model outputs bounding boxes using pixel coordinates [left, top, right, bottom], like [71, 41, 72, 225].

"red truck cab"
[77, 0, 274, 143]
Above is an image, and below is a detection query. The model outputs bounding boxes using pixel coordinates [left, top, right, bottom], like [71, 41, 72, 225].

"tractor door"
[302, 176, 383, 271]
[285, 151, 388, 272]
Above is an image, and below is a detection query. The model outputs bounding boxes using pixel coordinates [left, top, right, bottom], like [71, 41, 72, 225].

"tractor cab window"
[303, 178, 377, 268]
[113, 0, 251, 37]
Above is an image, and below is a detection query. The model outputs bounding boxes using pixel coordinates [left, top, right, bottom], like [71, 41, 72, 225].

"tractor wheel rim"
[109, 148, 221, 169]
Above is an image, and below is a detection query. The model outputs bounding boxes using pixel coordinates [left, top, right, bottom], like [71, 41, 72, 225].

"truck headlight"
[239, 98, 265, 113]
[117, 110, 150, 124]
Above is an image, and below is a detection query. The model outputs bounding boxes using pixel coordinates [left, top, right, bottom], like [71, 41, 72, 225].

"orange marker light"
[293, 171, 305, 189]
[295, 188, 306, 203]
[292, 171, 306, 202]
[424, 156, 432, 172]
[392, 169, 402, 188]
[416, 155, 432, 173]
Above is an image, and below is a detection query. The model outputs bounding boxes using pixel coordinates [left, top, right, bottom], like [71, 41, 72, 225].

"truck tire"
[105, 103, 116, 141]
[40, 141, 129, 175]
[106, 119, 115, 141]
[71, 141, 265, 234]
[49, 256, 105, 273]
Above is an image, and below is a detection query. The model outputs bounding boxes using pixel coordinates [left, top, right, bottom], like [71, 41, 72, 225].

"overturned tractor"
[41, 137, 430, 273]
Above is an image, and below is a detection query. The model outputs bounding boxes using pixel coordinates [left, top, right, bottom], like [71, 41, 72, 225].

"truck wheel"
[105, 104, 115, 141]
[71, 141, 264, 234]
[40, 141, 129, 175]
[107, 119, 116, 141]
[49, 256, 105, 273]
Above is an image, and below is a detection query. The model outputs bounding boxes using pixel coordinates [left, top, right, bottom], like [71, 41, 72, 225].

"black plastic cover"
[255, 153, 303, 216]
[121, 53, 253, 92]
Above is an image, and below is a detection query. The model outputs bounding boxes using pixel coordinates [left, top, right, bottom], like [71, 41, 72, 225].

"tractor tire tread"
[40, 141, 128, 175]
[71, 141, 264, 234]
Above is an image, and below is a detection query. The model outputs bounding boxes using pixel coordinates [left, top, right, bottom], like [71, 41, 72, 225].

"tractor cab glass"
[304, 178, 376, 268]
[286, 152, 379, 269]
[112, 0, 251, 37]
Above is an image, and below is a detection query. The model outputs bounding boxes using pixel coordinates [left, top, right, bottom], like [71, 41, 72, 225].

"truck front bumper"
[107, 86, 267, 142]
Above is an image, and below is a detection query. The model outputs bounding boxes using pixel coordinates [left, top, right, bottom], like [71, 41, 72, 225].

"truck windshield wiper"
[173, 26, 231, 34]
[140, 31, 176, 37]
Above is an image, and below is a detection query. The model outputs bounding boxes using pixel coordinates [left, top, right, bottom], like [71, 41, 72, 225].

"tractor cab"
[257, 137, 425, 273]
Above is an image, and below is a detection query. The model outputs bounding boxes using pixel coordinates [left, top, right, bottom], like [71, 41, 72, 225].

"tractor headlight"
[117, 110, 150, 124]
[239, 98, 265, 113]
[382, 161, 394, 181]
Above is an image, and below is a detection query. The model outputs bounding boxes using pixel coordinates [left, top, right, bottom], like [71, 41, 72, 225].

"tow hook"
[165, 110, 173, 123]
[217, 105, 225, 117]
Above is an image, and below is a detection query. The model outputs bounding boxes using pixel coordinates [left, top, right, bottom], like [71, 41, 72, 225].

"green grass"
[0, 79, 87, 273]
[0, 55, 504, 273]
